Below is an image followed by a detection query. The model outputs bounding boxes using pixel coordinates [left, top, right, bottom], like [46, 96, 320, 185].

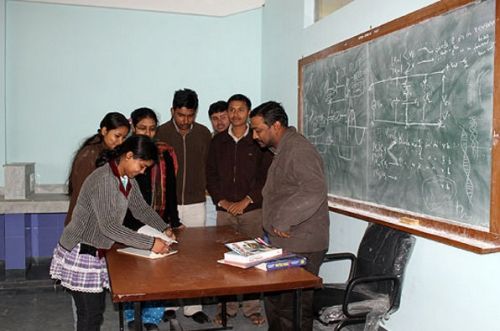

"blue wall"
[0, 215, 4, 260]
[30, 213, 65, 258]
[5, 1, 262, 184]
[1, 213, 64, 266]
[0, 0, 5, 188]
[261, 0, 500, 330]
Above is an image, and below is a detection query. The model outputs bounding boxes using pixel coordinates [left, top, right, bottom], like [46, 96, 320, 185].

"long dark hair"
[96, 135, 158, 167]
[67, 112, 130, 196]
[130, 107, 158, 127]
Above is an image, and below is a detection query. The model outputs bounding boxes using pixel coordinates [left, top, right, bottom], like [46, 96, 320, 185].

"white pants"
[165, 305, 203, 317]
[178, 202, 206, 227]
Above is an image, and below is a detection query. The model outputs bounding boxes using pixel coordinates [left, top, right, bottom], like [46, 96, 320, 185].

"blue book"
[254, 254, 307, 271]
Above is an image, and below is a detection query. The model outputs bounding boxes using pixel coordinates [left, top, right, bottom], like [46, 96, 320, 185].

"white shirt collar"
[228, 124, 249, 143]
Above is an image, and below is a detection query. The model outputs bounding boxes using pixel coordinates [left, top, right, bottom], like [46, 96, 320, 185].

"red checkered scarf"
[150, 141, 178, 216]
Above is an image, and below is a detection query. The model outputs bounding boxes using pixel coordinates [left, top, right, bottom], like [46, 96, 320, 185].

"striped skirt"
[50, 243, 109, 293]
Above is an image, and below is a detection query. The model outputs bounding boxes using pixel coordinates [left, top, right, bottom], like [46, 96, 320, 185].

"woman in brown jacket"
[65, 112, 130, 226]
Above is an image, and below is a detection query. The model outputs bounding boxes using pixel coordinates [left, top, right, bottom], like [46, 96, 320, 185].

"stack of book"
[218, 238, 307, 271]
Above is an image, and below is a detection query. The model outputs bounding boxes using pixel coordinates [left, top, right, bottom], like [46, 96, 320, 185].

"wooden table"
[106, 226, 322, 331]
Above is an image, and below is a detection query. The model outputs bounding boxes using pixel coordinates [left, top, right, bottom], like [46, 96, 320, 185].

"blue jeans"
[124, 302, 165, 325]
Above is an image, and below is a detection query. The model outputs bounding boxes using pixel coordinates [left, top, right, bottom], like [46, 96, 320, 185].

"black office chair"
[313, 223, 415, 330]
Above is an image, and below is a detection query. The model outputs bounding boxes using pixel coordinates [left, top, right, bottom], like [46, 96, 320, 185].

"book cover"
[117, 247, 178, 259]
[224, 238, 282, 263]
[254, 254, 307, 271]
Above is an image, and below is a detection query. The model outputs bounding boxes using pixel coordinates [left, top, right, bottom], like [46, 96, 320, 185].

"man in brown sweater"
[250, 101, 330, 331]
[156, 88, 211, 324]
[156, 88, 212, 228]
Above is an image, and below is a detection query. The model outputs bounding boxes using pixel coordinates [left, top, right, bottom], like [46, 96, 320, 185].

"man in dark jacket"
[250, 101, 330, 331]
[206, 94, 272, 326]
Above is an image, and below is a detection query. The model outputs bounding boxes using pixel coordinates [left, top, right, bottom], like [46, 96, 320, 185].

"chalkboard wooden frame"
[298, 0, 500, 253]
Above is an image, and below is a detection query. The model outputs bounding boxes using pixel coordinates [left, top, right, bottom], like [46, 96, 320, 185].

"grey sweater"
[262, 127, 330, 253]
[60, 163, 169, 251]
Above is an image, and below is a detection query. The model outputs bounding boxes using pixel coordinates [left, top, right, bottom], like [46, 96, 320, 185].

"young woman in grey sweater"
[50, 135, 175, 331]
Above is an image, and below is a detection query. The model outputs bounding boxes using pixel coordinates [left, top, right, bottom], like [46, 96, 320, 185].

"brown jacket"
[262, 127, 330, 253]
[206, 128, 272, 212]
[64, 141, 105, 226]
[156, 120, 212, 205]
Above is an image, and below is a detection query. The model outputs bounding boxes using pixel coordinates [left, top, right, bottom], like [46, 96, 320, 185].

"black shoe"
[144, 323, 159, 331]
[163, 309, 177, 321]
[188, 311, 210, 324]
[127, 320, 140, 331]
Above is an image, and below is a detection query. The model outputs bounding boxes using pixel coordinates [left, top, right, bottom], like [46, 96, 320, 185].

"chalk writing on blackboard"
[301, 0, 494, 228]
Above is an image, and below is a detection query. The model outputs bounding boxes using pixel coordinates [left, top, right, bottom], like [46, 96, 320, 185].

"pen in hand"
[152, 237, 172, 254]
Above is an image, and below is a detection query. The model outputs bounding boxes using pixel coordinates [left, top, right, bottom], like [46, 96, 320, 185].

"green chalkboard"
[300, 0, 495, 230]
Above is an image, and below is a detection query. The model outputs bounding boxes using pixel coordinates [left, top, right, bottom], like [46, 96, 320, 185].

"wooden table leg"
[293, 289, 302, 331]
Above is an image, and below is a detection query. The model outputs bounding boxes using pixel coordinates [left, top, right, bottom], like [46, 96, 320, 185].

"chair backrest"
[354, 223, 415, 308]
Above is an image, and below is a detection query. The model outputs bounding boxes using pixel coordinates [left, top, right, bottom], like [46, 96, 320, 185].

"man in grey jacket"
[250, 101, 330, 331]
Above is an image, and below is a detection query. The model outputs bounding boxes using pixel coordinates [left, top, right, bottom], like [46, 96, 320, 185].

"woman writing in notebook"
[65, 112, 130, 330]
[50, 135, 175, 331]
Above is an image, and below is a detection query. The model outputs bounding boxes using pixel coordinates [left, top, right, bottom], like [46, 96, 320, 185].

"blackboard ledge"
[328, 196, 500, 254]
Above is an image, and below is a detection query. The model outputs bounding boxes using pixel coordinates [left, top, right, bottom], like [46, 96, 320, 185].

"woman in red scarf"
[124, 107, 182, 230]
[122, 107, 183, 331]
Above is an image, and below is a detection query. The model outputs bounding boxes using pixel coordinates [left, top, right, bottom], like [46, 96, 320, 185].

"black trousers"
[264, 250, 326, 331]
[70, 290, 106, 331]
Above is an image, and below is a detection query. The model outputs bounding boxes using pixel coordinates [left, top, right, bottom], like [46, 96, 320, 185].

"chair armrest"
[323, 252, 357, 281]
[343, 275, 401, 318]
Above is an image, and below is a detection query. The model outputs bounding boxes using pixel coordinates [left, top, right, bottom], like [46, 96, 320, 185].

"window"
[315, 0, 353, 21]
